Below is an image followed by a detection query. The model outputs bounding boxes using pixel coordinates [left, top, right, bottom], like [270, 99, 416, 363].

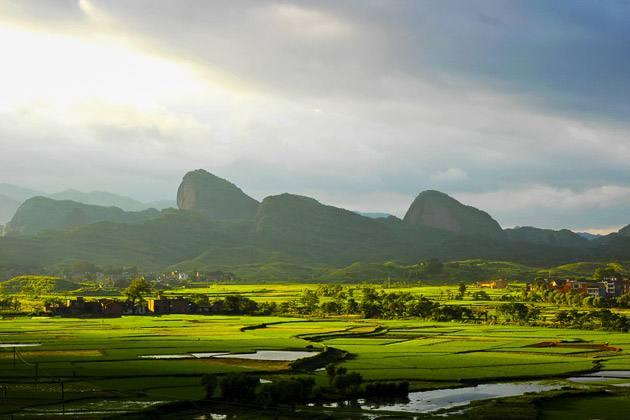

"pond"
[358, 381, 564, 414]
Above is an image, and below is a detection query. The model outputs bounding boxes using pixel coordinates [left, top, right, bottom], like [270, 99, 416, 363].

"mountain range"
[0, 169, 628, 279]
[0, 183, 174, 225]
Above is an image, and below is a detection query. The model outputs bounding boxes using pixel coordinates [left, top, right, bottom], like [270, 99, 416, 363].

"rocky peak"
[176, 169, 259, 221]
[403, 190, 504, 239]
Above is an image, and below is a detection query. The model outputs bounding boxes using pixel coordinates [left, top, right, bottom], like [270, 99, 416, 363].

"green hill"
[0, 275, 79, 294]
[505, 226, 587, 248]
[541, 261, 630, 278]
[254, 193, 452, 265]
[6, 197, 160, 236]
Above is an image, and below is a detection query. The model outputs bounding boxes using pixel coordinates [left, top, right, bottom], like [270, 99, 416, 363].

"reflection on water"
[139, 350, 315, 361]
[214, 350, 315, 361]
[582, 370, 630, 378]
[358, 381, 564, 413]
[568, 371, 630, 387]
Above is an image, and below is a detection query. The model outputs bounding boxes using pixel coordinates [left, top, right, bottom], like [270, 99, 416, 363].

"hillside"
[176, 169, 259, 221]
[254, 193, 453, 265]
[0, 170, 629, 278]
[5, 197, 161, 236]
[0, 210, 251, 272]
[403, 190, 505, 240]
[0, 275, 79, 294]
[505, 226, 588, 248]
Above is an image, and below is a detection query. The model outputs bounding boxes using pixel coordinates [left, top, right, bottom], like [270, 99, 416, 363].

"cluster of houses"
[534, 277, 630, 298]
[156, 270, 237, 283]
[46, 296, 211, 317]
[475, 277, 630, 299]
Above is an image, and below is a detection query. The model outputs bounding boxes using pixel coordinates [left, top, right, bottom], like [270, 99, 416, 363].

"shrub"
[217, 373, 259, 402]
[364, 381, 409, 399]
[333, 372, 363, 394]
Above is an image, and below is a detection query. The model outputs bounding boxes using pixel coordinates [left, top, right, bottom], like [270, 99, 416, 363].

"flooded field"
[359, 381, 565, 414]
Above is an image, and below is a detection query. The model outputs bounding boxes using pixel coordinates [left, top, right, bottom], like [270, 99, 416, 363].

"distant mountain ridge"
[49, 189, 170, 212]
[0, 184, 45, 201]
[577, 232, 603, 241]
[1, 169, 629, 277]
[0, 183, 173, 224]
[5, 197, 161, 236]
[505, 226, 587, 248]
[0, 184, 47, 225]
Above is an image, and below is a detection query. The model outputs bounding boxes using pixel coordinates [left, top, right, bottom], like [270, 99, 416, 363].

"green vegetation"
[0, 275, 79, 294]
[3, 169, 630, 277]
[2, 314, 630, 417]
[6, 196, 160, 235]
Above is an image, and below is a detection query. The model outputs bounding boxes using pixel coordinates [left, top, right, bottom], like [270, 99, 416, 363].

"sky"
[1, 1, 630, 233]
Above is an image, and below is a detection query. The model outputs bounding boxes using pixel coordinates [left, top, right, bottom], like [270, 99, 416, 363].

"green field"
[2, 312, 630, 418]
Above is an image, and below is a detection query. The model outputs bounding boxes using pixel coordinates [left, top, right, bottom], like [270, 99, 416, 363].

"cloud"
[456, 185, 630, 230]
[458, 185, 630, 212]
[262, 3, 355, 39]
[0, 2, 629, 230]
[431, 168, 469, 182]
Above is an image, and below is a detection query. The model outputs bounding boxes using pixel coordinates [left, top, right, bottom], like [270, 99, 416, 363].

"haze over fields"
[1, 1, 630, 233]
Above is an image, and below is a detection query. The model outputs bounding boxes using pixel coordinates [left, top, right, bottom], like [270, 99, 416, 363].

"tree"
[471, 291, 490, 301]
[594, 265, 622, 280]
[326, 363, 337, 383]
[124, 277, 152, 313]
[223, 295, 258, 314]
[333, 372, 363, 394]
[217, 373, 259, 402]
[201, 375, 218, 399]
[300, 289, 320, 313]
[458, 282, 467, 298]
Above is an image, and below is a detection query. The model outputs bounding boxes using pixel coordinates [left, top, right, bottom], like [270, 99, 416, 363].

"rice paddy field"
[2, 283, 630, 418]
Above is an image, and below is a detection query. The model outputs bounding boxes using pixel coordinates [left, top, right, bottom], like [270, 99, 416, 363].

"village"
[40, 274, 630, 318]
[46, 295, 214, 317]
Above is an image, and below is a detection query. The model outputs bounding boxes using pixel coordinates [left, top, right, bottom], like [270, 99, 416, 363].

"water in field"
[568, 371, 630, 386]
[191, 352, 229, 358]
[139, 354, 192, 359]
[359, 381, 564, 414]
[213, 350, 315, 361]
[0, 343, 41, 348]
[139, 350, 314, 361]
[581, 370, 630, 378]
